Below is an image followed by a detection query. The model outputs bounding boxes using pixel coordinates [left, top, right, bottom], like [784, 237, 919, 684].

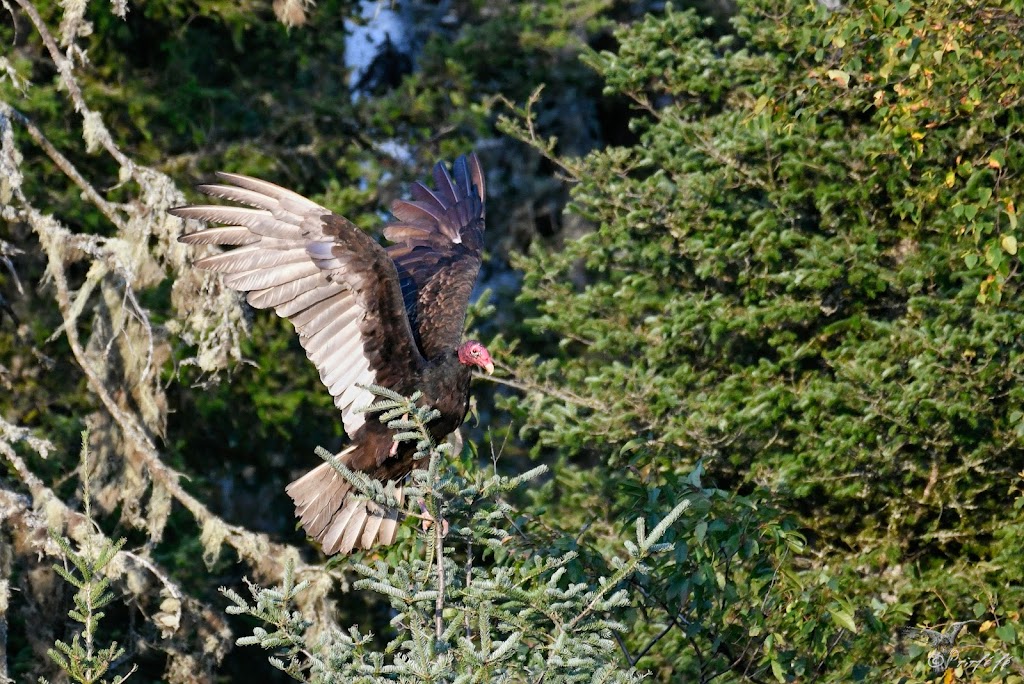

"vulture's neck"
[418, 349, 473, 430]
[421, 349, 471, 387]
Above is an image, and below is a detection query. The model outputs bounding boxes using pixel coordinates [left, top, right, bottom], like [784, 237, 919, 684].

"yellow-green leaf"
[831, 609, 857, 632]
[826, 69, 850, 88]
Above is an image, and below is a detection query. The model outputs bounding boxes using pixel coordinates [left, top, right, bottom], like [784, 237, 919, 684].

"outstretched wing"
[384, 153, 486, 360]
[170, 174, 425, 437]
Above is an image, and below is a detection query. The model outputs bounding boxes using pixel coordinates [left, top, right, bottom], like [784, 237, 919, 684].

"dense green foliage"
[3, 0, 1024, 681]
[500, 0, 1024, 679]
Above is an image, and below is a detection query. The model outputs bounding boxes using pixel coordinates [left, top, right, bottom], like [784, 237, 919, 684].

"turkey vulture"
[170, 154, 493, 555]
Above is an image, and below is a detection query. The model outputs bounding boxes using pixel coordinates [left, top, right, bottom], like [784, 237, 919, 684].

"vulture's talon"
[416, 500, 449, 537]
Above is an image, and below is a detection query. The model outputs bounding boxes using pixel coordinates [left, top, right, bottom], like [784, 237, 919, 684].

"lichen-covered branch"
[0, 1, 352, 679]
[0, 444, 230, 681]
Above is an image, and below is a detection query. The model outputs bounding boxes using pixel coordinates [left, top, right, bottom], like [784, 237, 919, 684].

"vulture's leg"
[416, 499, 450, 536]
[390, 413, 409, 456]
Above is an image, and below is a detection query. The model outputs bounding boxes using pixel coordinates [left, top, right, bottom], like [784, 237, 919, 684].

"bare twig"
[11, 0, 134, 173]
[631, 614, 680, 667]
[464, 539, 473, 640]
[0, 103, 128, 232]
[483, 367, 605, 412]
[434, 505, 445, 641]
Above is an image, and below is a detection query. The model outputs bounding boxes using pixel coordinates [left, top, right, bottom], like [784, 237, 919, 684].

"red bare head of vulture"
[171, 153, 491, 555]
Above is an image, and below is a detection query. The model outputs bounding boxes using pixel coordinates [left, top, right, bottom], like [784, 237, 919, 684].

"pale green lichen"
[153, 594, 183, 637]
[272, 0, 313, 27]
[81, 109, 106, 154]
[109, 0, 129, 18]
[199, 517, 228, 569]
[0, 8, 329, 680]
[146, 483, 173, 544]
[0, 106, 24, 207]
[58, 0, 91, 46]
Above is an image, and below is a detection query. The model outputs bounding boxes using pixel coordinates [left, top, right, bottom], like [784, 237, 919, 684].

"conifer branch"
[41, 434, 132, 684]
[564, 499, 688, 632]
[229, 390, 664, 682]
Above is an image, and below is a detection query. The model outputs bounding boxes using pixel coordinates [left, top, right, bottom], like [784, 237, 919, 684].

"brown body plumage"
[171, 154, 493, 555]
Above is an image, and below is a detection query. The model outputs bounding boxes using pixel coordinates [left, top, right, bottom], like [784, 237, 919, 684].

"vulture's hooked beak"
[483, 360, 495, 375]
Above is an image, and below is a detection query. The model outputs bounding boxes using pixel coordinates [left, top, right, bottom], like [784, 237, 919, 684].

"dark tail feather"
[285, 445, 404, 555]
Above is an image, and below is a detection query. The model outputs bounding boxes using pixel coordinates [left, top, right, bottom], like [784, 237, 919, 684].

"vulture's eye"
[471, 348, 480, 356]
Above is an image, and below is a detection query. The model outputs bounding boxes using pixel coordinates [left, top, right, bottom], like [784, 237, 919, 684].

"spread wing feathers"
[383, 153, 486, 360]
[171, 173, 425, 437]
